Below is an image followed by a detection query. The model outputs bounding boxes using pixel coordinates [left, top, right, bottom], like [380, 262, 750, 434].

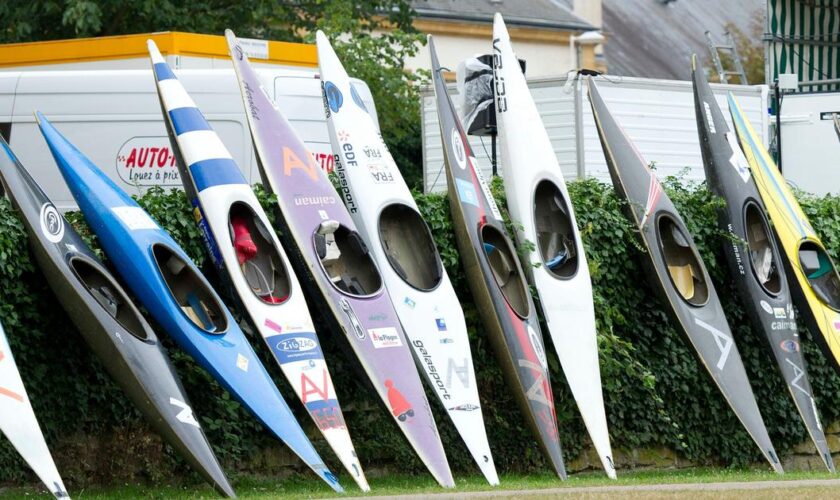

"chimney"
[573, 0, 602, 28]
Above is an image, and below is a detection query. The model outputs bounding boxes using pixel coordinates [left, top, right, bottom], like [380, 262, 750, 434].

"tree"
[0, 0, 427, 187]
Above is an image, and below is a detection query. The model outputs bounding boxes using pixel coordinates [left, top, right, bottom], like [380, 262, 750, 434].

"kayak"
[492, 15, 615, 479]
[315, 31, 498, 485]
[0, 320, 68, 498]
[36, 112, 343, 493]
[588, 78, 782, 473]
[225, 30, 453, 488]
[147, 41, 368, 491]
[729, 95, 840, 387]
[0, 138, 235, 495]
[429, 35, 567, 479]
[691, 59, 834, 472]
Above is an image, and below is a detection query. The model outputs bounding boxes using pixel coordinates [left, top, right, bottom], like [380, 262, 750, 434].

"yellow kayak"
[729, 94, 840, 372]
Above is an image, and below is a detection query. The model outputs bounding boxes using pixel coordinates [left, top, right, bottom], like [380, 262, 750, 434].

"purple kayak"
[224, 30, 453, 487]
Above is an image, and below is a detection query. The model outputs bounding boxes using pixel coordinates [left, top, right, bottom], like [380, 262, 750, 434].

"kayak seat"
[184, 292, 217, 332]
[667, 264, 695, 300]
[801, 249, 833, 279]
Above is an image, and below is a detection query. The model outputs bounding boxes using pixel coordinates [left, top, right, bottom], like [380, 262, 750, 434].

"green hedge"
[1, 176, 840, 489]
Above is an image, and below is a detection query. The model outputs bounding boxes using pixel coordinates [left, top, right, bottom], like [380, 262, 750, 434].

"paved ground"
[341, 478, 840, 499]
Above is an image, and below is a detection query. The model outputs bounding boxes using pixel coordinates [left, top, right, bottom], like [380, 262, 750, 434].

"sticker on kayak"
[169, 397, 200, 427]
[368, 163, 395, 184]
[725, 132, 751, 183]
[236, 353, 249, 372]
[528, 324, 548, 370]
[369, 327, 403, 349]
[350, 83, 368, 113]
[112, 206, 159, 231]
[760, 300, 773, 315]
[324, 81, 343, 113]
[455, 178, 480, 208]
[779, 339, 800, 353]
[703, 101, 716, 134]
[473, 162, 503, 221]
[270, 331, 323, 363]
[39, 203, 64, 243]
[451, 128, 467, 169]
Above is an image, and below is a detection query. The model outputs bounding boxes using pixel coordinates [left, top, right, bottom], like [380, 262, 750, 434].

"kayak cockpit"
[657, 215, 709, 306]
[228, 202, 290, 304]
[70, 256, 151, 341]
[481, 225, 530, 318]
[798, 241, 840, 310]
[744, 202, 781, 295]
[152, 244, 228, 333]
[314, 221, 382, 297]
[378, 203, 442, 291]
[534, 180, 579, 279]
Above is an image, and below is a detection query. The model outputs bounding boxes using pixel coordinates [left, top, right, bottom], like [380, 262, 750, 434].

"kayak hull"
[429, 36, 566, 479]
[315, 31, 497, 485]
[226, 30, 453, 488]
[692, 61, 833, 472]
[148, 42, 367, 490]
[492, 15, 615, 479]
[36, 112, 342, 492]
[588, 78, 782, 473]
[0, 139, 234, 496]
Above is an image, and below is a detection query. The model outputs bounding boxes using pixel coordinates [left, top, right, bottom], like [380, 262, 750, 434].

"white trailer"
[421, 75, 770, 193]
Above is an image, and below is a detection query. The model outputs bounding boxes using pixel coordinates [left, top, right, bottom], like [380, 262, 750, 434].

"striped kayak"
[316, 31, 497, 485]
[36, 112, 343, 493]
[0, 137, 234, 495]
[730, 95, 840, 390]
[0, 320, 68, 498]
[588, 78, 782, 473]
[225, 30, 453, 488]
[430, 35, 567, 479]
[147, 41, 367, 491]
[692, 59, 833, 472]
[492, 15, 615, 479]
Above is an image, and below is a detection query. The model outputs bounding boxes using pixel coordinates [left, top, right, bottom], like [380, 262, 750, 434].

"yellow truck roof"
[0, 31, 316, 69]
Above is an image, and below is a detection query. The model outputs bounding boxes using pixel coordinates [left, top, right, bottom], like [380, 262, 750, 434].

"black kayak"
[429, 36, 566, 479]
[0, 137, 235, 497]
[587, 78, 782, 473]
[691, 58, 834, 472]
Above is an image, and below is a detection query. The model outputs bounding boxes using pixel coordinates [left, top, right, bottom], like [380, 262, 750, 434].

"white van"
[0, 68, 378, 210]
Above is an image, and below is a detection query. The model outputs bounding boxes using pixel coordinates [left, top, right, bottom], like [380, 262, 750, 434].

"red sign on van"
[116, 137, 181, 186]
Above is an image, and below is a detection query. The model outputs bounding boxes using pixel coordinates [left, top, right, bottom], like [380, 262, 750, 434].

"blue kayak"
[36, 112, 343, 493]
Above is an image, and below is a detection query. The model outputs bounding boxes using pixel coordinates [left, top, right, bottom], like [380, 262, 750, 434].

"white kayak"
[316, 31, 499, 485]
[148, 41, 368, 491]
[0, 321, 69, 497]
[492, 14, 616, 479]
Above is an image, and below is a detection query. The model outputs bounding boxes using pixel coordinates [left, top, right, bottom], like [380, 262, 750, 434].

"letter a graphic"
[169, 397, 200, 427]
[283, 147, 318, 181]
[518, 359, 551, 406]
[785, 358, 810, 396]
[301, 370, 329, 403]
[693, 318, 733, 370]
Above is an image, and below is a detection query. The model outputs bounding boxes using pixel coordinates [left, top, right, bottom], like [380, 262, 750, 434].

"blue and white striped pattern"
[148, 41, 247, 191]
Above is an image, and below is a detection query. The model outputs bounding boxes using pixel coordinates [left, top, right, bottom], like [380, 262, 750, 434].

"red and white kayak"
[0, 321, 68, 498]
[492, 14, 615, 479]
[316, 31, 498, 485]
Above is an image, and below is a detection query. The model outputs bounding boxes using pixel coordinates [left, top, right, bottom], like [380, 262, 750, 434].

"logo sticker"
[448, 403, 479, 412]
[435, 318, 447, 332]
[385, 379, 414, 421]
[760, 300, 773, 315]
[528, 324, 548, 370]
[404, 297, 416, 309]
[340, 297, 365, 340]
[112, 206, 159, 231]
[324, 81, 343, 113]
[440, 338, 454, 344]
[773, 307, 787, 319]
[779, 339, 800, 353]
[277, 337, 317, 353]
[725, 132, 751, 183]
[451, 128, 467, 169]
[370, 327, 403, 349]
[455, 178, 479, 207]
[236, 353, 249, 372]
[703, 101, 716, 134]
[39, 203, 64, 243]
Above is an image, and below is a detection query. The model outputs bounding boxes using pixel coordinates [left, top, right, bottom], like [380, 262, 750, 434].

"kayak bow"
[492, 15, 615, 479]
[316, 31, 497, 485]
[588, 78, 782, 473]
[430, 35, 567, 479]
[226, 29, 453, 488]
[147, 41, 367, 491]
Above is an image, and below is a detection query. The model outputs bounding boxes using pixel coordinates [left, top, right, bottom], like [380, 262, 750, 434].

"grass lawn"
[1, 468, 838, 499]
